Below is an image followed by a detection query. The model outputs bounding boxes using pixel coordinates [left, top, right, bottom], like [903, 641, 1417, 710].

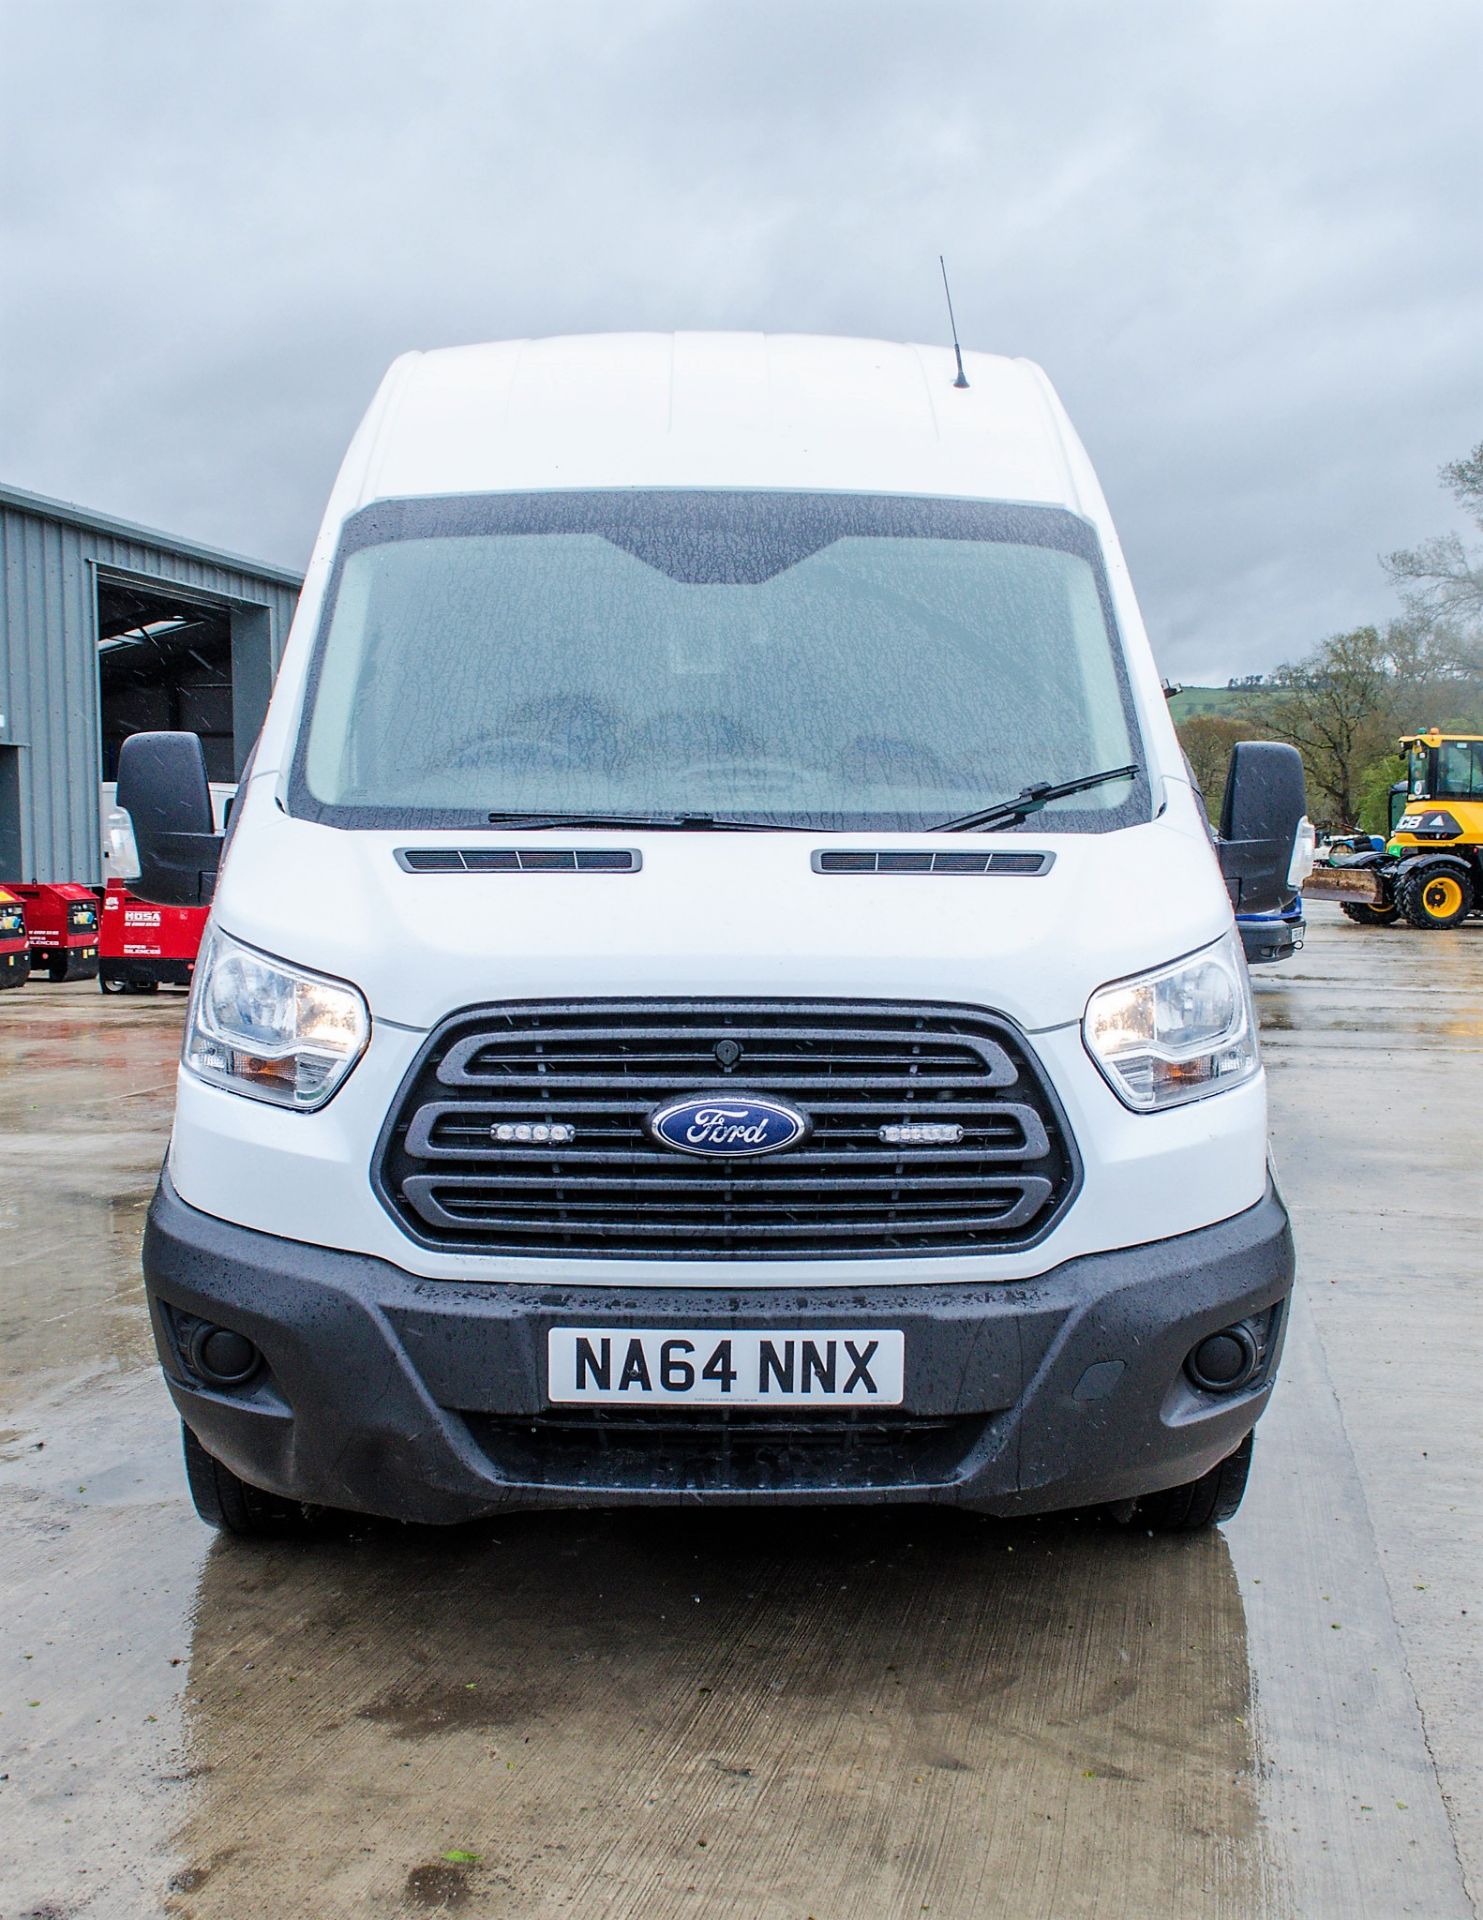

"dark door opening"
[0, 745, 23, 875]
[96, 576, 236, 782]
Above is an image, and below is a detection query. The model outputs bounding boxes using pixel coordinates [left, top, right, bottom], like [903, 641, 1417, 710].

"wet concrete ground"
[1, 905, 1478, 1918]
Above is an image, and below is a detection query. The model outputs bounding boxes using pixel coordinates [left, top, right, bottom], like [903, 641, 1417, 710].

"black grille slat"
[404, 1169, 1042, 1193]
[408, 1178, 1050, 1221]
[377, 999, 1076, 1259]
[435, 1072, 994, 1092]
[438, 1024, 1018, 1088]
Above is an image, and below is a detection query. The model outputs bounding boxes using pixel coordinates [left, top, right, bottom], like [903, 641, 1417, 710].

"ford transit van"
[122, 333, 1310, 1538]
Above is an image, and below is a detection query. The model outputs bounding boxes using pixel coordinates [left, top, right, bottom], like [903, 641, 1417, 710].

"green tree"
[1384, 614, 1483, 730]
[1175, 712, 1263, 813]
[1356, 754, 1406, 837]
[1384, 443, 1483, 638]
[1265, 627, 1398, 827]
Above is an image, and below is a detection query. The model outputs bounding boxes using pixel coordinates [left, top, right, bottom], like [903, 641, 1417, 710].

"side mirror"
[1217, 741, 1309, 915]
[115, 732, 223, 907]
[1388, 781, 1407, 836]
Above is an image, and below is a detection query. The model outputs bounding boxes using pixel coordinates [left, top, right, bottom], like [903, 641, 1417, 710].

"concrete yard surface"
[1, 905, 1478, 1918]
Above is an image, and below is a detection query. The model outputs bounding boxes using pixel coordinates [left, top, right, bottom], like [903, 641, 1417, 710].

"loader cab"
[1390, 732, 1483, 858]
[1402, 733, 1483, 808]
[1379, 731, 1483, 928]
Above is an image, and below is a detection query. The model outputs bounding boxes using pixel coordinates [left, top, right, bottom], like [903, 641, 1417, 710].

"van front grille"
[461, 1408, 990, 1491]
[375, 999, 1078, 1260]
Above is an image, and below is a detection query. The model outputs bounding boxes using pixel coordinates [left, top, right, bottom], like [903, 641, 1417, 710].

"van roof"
[357, 332, 1096, 516]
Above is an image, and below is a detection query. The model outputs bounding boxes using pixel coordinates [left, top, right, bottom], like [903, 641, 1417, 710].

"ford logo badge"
[647, 1093, 810, 1158]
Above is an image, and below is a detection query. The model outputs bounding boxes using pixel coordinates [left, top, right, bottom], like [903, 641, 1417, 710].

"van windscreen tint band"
[291, 490, 1148, 836]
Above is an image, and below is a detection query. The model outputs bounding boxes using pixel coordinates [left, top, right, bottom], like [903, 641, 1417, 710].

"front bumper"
[1238, 914, 1304, 966]
[144, 1171, 1294, 1523]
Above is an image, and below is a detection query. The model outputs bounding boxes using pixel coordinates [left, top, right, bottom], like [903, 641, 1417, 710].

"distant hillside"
[1167, 684, 1279, 724]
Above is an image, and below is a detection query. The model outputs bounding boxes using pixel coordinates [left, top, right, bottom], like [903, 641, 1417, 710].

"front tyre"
[1341, 901, 1400, 926]
[1398, 864, 1474, 929]
[181, 1421, 332, 1539]
[1122, 1432, 1254, 1533]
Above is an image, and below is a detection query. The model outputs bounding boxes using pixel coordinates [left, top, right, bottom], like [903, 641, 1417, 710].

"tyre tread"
[1397, 865, 1474, 929]
[180, 1422, 328, 1539]
[1132, 1432, 1254, 1533]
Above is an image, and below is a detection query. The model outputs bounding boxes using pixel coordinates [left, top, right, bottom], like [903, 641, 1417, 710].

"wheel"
[1341, 901, 1400, 926]
[180, 1421, 331, 1539]
[100, 973, 126, 994]
[1397, 864, 1474, 929]
[1122, 1432, 1254, 1533]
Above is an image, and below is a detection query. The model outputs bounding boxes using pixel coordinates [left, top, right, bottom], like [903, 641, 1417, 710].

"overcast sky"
[3, 0, 1478, 682]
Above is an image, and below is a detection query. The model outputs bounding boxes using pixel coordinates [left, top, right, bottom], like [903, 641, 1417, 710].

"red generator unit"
[0, 885, 30, 989]
[4, 881, 100, 982]
[99, 880, 208, 993]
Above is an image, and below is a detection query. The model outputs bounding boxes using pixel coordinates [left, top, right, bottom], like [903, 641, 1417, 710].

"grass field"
[1167, 684, 1277, 723]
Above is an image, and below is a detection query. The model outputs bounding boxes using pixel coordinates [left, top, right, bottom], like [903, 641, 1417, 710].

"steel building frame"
[0, 483, 301, 884]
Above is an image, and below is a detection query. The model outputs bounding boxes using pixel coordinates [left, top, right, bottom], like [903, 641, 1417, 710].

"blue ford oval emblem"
[647, 1093, 809, 1158]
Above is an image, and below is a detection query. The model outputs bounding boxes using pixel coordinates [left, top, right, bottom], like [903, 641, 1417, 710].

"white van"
[119, 333, 1310, 1539]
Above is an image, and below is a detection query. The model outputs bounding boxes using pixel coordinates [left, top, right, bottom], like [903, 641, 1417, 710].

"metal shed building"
[0, 483, 302, 885]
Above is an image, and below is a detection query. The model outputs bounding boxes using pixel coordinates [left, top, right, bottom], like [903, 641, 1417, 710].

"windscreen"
[293, 491, 1146, 831]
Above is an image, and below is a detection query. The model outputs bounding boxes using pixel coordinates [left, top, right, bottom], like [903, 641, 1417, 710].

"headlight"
[184, 927, 369, 1110]
[1083, 931, 1258, 1112]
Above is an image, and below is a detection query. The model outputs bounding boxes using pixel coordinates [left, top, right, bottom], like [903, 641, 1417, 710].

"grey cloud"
[2, 0, 1478, 680]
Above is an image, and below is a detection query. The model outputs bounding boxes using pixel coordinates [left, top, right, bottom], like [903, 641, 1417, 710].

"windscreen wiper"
[482, 810, 784, 832]
[933, 764, 1139, 833]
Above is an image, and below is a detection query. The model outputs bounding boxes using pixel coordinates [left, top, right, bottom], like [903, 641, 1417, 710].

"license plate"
[547, 1327, 905, 1407]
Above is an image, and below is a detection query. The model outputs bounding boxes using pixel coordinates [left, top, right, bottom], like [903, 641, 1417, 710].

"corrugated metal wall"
[0, 486, 301, 884]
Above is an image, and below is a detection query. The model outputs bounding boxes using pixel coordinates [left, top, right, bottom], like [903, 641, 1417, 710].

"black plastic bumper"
[1239, 916, 1304, 966]
[144, 1170, 1294, 1524]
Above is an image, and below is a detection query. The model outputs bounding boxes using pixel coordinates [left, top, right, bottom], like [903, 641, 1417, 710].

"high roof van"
[120, 333, 1311, 1538]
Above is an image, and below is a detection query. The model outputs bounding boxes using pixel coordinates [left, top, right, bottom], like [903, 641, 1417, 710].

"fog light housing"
[187, 1323, 261, 1387]
[1185, 1323, 1260, 1394]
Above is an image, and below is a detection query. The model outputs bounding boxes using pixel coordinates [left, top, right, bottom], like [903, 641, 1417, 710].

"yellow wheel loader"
[1310, 731, 1483, 928]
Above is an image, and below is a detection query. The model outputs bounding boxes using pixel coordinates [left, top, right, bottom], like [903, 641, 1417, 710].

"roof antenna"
[939, 254, 970, 389]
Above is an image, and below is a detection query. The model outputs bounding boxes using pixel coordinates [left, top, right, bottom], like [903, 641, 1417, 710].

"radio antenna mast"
[939, 254, 970, 389]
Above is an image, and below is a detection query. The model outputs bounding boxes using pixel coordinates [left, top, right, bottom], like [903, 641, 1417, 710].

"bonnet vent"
[811, 850, 1053, 876]
[395, 848, 641, 873]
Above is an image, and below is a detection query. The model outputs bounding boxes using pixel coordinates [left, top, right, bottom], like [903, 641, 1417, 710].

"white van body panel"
[250, 335, 1187, 800]
[167, 1016, 1267, 1287]
[147, 333, 1296, 1527]
[176, 331, 1254, 1287]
